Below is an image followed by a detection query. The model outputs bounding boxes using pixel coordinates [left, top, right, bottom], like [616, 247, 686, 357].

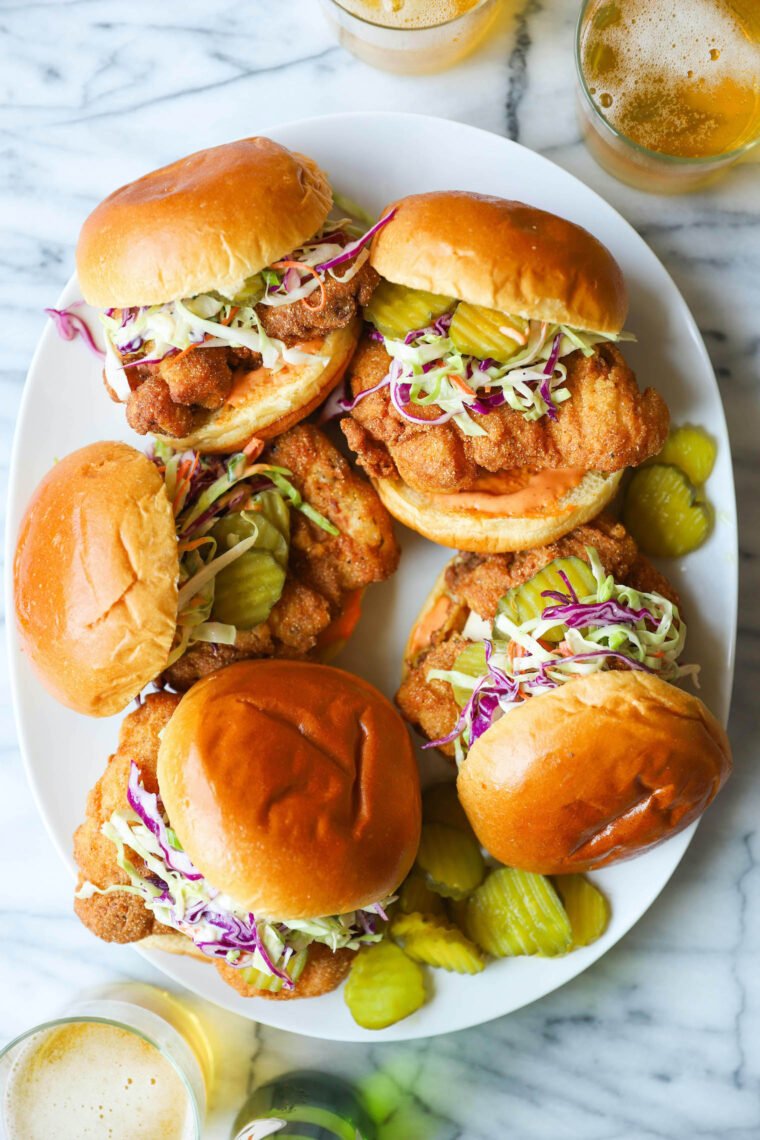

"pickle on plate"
[651, 425, 717, 487]
[466, 867, 572, 957]
[416, 822, 485, 899]
[553, 875, 610, 950]
[422, 780, 474, 832]
[397, 872, 447, 917]
[445, 896, 471, 931]
[447, 642, 488, 708]
[239, 948, 308, 992]
[449, 303, 529, 364]
[364, 279, 454, 340]
[497, 556, 598, 640]
[622, 464, 712, 558]
[344, 941, 426, 1030]
[391, 912, 486, 975]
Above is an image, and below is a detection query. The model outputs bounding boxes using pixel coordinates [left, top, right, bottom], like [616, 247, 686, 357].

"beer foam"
[2, 1022, 196, 1140]
[337, 0, 480, 29]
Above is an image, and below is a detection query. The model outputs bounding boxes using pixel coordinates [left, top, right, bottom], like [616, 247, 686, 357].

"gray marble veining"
[1, 2, 759, 1137]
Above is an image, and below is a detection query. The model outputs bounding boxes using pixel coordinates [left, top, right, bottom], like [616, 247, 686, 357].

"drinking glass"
[318, 0, 503, 74]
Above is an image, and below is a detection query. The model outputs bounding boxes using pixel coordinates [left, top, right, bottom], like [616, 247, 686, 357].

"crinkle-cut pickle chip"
[391, 912, 486, 975]
[497, 555, 598, 641]
[449, 303, 529, 364]
[397, 872, 447, 917]
[650, 424, 717, 487]
[416, 822, 485, 900]
[553, 875, 610, 950]
[363, 279, 454, 340]
[466, 868, 572, 958]
[239, 947, 308, 993]
[422, 780, 473, 833]
[211, 548, 286, 629]
[448, 642, 488, 708]
[622, 464, 712, 558]
[344, 941, 425, 1030]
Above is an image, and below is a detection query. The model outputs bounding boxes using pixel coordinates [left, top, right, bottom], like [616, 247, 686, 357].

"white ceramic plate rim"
[6, 112, 737, 1042]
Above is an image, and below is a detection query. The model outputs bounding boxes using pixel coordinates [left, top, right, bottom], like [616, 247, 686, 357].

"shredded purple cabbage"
[45, 305, 105, 359]
[540, 597, 654, 629]
[127, 764, 203, 880]
[315, 208, 397, 272]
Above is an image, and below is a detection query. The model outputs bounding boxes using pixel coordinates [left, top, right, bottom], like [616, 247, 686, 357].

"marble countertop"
[1, 1, 758, 1137]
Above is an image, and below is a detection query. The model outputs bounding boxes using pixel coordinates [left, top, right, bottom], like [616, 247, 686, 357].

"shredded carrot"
[220, 306, 240, 327]
[537, 638, 555, 652]
[316, 589, 364, 651]
[243, 435, 265, 460]
[173, 453, 200, 512]
[507, 640, 526, 663]
[271, 260, 327, 312]
[450, 374, 476, 397]
[178, 537, 213, 554]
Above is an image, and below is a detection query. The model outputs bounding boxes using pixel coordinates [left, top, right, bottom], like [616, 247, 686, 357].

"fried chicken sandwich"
[397, 515, 731, 872]
[74, 660, 421, 1000]
[340, 192, 670, 552]
[76, 137, 386, 451]
[14, 424, 399, 717]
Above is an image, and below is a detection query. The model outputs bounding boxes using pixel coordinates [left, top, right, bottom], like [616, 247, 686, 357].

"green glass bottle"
[232, 1070, 376, 1140]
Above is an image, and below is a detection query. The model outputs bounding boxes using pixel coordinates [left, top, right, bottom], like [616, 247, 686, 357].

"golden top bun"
[76, 138, 332, 308]
[457, 671, 731, 874]
[155, 323, 359, 453]
[372, 469, 623, 553]
[157, 660, 421, 919]
[14, 442, 178, 718]
[371, 192, 628, 334]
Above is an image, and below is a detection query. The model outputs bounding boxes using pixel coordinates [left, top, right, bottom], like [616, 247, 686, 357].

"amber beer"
[318, 0, 503, 73]
[577, 0, 760, 191]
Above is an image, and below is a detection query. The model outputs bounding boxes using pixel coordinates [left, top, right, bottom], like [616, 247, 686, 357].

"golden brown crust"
[73, 693, 181, 942]
[77, 138, 332, 307]
[14, 442, 178, 717]
[457, 671, 731, 873]
[216, 944, 353, 1001]
[371, 192, 628, 334]
[157, 660, 421, 918]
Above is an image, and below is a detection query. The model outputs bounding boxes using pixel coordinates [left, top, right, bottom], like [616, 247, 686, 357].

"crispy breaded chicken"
[257, 261, 379, 345]
[217, 943, 353, 1001]
[342, 337, 669, 494]
[162, 423, 400, 690]
[396, 516, 681, 755]
[73, 693, 180, 944]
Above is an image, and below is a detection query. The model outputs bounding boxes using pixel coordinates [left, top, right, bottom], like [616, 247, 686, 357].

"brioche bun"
[154, 322, 360, 453]
[157, 660, 421, 919]
[76, 138, 332, 308]
[14, 441, 177, 717]
[373, 469, 623, 553]
[371, 192, 627, 335]
[457, 671, 731, 874]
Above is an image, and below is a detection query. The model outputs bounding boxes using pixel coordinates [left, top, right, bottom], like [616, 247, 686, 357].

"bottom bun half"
[155, 323, 360, 453]
[373, 470, 622, 553]
[457, 670, 732, 874]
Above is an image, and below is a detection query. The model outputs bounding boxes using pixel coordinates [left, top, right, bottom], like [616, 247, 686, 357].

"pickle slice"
[344, 941, 426, 1030]
[497, 556, 597, 640]
[397, 872, 447, 917]
[416, 822, 485, 900]
[211, 549, 286, 629]
[622, 464, 712, 558]
[363, 279, 454, 340]
[553, 875, 610, 950]
[422, 781, 473, 832]
[449, 303, 529, 364]
[466, 868, 572, 957]
[213, 493, 289, 568]
[652, 425, 717, 487]
[391, 912, 486, 974]
[239, 947, 308, 992]
[448, 642, 487, 707]
[445, 896, 471, 931]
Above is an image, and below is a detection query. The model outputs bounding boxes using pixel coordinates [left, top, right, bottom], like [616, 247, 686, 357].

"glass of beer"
[318, 0, 504, 74]
[0, 984, 208, 1140]
[575, 0, 760, 192]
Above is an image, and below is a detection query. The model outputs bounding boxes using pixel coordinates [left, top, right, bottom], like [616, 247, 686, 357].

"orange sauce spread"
[428, 467, 587, 517]
[227, 338, 326, 408]
[408, 595, 452, 657]
[316, 588, 364, 650]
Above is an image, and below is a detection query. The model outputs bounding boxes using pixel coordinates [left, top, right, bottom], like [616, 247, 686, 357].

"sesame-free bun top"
[76, 138, 333, 308]
[157, 660, 422, 919]
[14, 442, 178, 718]
[457, 671, 731, 874]
[371, 191, 628, 335]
